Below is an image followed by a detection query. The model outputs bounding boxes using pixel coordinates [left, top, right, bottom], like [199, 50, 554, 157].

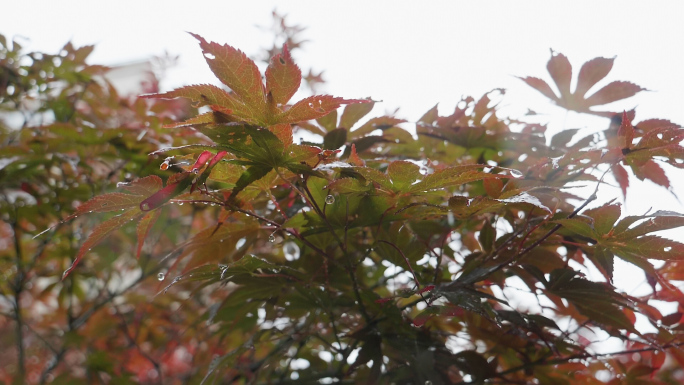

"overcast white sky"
[4, 1, 684, 296]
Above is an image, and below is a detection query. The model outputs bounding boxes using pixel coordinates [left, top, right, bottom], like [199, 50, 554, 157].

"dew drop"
[425, 381, 433, 385]
[283, 241, 301, 261]
[664, 246, 672, 252]
[218, 264, 228, 280]
[141, 202, 150, 211]
[236, 237, 246, 249]
[160, 160, 170, 170]
[510, 169, 524, 178]
[192, 168, 200, 174]
[116, 182, 130, 188]
[325, 195, 335, 204]
[157, 272, 165, 281]
[268, 233, 276, 243]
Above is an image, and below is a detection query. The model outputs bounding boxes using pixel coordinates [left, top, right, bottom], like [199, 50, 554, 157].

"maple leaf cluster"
[2, 28, 684, 384]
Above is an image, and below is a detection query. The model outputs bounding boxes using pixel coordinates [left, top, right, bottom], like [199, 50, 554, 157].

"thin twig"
[377, 240, 431, 307]
[486, 341, 684, 382]
[489, 166, 611, 275]
[112, 303, 163, 384]
[10, 214, 26, 383]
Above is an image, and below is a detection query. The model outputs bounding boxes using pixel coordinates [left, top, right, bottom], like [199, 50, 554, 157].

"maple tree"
[3, 18, 684, 384]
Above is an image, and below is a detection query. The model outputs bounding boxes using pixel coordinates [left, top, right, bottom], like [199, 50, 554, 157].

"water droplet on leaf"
[283, 242, 300, 261]
[325, 195, 335, 204]
[218, 264, 228, 279]
[141, 203, 150, 211]
[510, 169, 523, 178]
[157, 272, 165, 281]
[268, 233, 276, 243]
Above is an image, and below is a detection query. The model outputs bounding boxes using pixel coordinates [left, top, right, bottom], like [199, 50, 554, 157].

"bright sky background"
[4, 1, 684, 309]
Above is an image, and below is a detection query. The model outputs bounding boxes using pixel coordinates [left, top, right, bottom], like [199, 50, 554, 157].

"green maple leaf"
[557, 203, 684, 282]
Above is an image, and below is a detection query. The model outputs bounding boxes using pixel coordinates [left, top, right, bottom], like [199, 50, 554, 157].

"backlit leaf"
[63, 209, 142, 279]
[65, 176, 163, 221]
[228, 165, 273, 204]
[547, 50, 572, 102]
[136, 209, 161, 259]
[119, 175, 163, 196]
[323, 128, 347, 150]
[612, 235, 684, 261]
[66, 193, 140, 220]
[143, 84, 246, 118]
[631, 160, 670, 188]
[478, 218, 496, 253]
[316, 110, 337, 132]
[590, 246, 615, 282]
[280, 95, 371, 124]
[615, 211, 684, 239]
[140, 173, 194, 211]
[265, 44, 301, 105]
[519, 51, 646, 115]
[408, 166, 509, 194]
[339, 100, 374, 129]
[190, 33, 265, 109]
[550, 128, 580, 148]
[174, 221, 263, 270]
[326, 177, 371, 194]
[583, 202, 621, 235]
[545, 269, 636, 331]
[611, 163, 630, 199]
[350, 116, 407, 138]
[575, 56, 614, 97]
[585, 81, 646, 106]
[518, 76, 559, 103]
[347, 143, 365, 166]
[555, 218, 598, 239]
[387, 161, 421, 191]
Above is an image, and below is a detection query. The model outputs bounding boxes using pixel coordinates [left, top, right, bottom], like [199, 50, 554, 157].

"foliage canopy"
[2, 18, 684, 384]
